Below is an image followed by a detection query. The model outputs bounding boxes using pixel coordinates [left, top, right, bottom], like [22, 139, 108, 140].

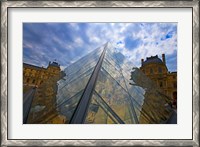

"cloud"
[124, 37, 142, 50]
[23, 23, 177, 71]
[113, 23, 177, 71]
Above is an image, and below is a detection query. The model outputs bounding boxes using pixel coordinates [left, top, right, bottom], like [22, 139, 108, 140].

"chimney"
[162, 54, 166, 65]
[141, 59, 144, 66]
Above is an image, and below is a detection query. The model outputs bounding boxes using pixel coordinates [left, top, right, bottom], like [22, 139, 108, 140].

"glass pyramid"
[26, 42, 173, 124]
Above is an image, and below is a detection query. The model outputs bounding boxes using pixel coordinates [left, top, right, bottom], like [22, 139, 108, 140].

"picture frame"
[1, 0, 199, 146]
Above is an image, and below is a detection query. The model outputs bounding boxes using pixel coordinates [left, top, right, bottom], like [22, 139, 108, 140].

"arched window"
[27, 78, 30, 83]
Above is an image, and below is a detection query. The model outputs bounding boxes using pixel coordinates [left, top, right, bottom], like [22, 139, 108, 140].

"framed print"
[1, 0, 199, 146]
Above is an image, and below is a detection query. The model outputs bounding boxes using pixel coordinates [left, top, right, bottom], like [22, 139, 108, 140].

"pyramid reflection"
[26, 42, 173, 124]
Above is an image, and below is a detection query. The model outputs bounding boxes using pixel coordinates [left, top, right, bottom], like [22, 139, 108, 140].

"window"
[25, 72, 30, 76]
[173, 82, 177, 88]
[160, 82, 163, 87]
[32, 79, 35, 84]
[173, 92, 177, 99]
[158, 67, 162, 73]
[150, 68, 153, 74]
[27, 78, 30, 83]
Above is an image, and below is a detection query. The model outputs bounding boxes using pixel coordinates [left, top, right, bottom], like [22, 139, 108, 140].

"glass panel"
[129, 68, 172, 123]
[64, 46, 103, 76]
[104, 45, 133, 82]
[58, 90, 83, 123]
[57, 47, 103, 89]
[104, 41, 170, 124]
[84, 92, 117, 124]
[25, 42, 173, 124]
[102, 58, 126, 90]
[95, 68, 139, 124]
[26, 45, 103, 124]
[56, 67, 94, 104]
[27, 75, 63, 124]
[28, 89, 83, 124]
[102, 44, 172, 124]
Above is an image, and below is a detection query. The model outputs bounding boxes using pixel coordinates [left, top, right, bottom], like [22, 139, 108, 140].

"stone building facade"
[23, 61, 67, 124]
[23, 61, 61, 87]
[140, 54, 177, 101]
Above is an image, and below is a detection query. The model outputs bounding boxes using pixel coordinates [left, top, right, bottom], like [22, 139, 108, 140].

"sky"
[23, 23, 177, 71]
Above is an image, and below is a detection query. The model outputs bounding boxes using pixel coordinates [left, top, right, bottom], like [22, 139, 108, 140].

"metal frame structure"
[69, 43, 108, 124]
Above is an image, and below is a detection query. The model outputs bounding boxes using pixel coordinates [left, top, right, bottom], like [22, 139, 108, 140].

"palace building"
[140, 54, 177, 101]
[23, 61, 66, 124]
[24, 43, 175, 124]
[23, 61, 61, 87]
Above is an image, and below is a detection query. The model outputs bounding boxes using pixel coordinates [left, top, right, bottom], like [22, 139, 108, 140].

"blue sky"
[23, 23, 177, 71]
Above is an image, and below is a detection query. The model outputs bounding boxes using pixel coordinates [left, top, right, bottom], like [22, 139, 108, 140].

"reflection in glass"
[84, 94, 116, 124]
[25, 42, 173, 124]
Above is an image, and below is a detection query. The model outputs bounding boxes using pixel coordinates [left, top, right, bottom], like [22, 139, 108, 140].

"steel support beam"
[69, 44, 107, 124]
[23, 87, 36, 124]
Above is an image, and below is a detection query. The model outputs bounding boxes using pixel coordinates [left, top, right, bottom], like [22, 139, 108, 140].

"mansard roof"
[142, 55, 164, 66]
[23, 63, 45, 70]
[49, 61, 60, 67]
